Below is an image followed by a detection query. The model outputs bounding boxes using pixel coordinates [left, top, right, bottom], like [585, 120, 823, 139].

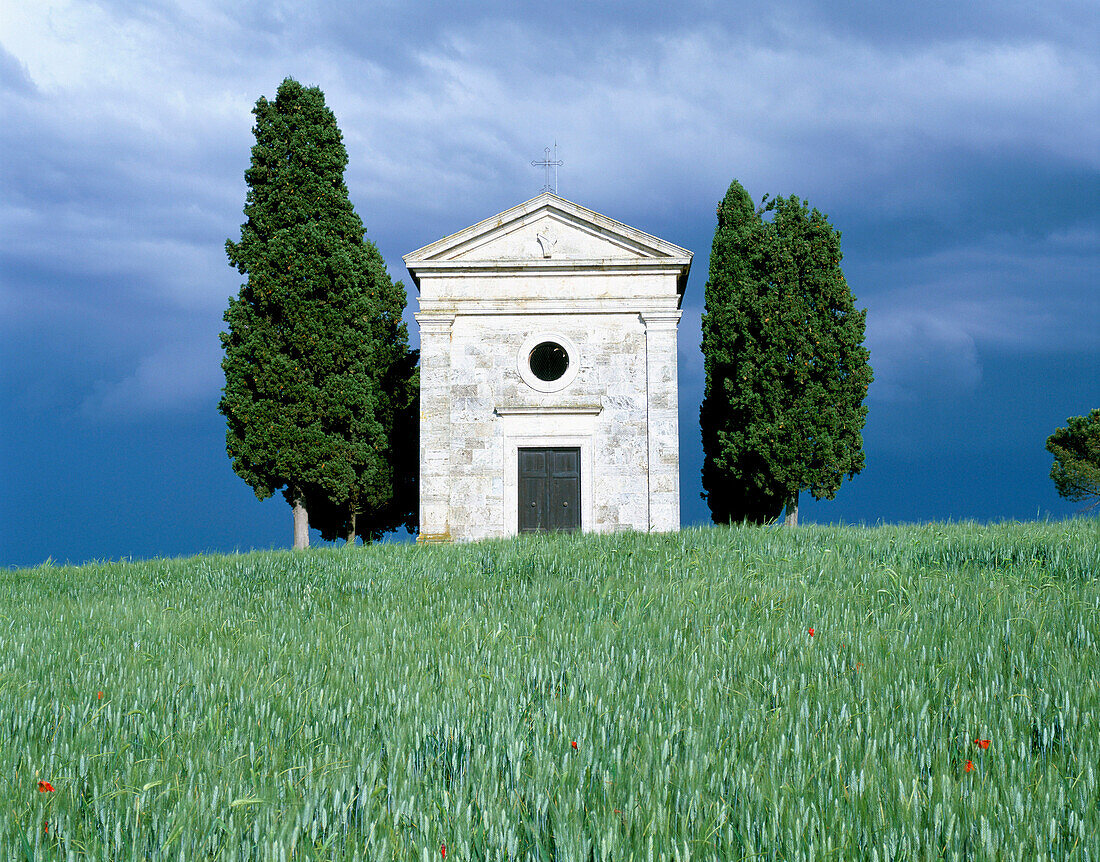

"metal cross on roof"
[531, 144, 563, 194]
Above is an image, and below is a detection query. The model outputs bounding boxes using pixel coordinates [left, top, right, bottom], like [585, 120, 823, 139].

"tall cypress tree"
[700, 181, 786, 523]
[700, 180, 872, 524]
[220, 77, 416, 547]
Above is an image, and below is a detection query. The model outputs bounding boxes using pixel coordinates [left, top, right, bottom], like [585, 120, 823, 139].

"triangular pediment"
[404, 193, 692, 266]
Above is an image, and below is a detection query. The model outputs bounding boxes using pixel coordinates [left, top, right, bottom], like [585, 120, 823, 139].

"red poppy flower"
[97, 691, 103, 700]
[441, 844, 446, 858]
[808, 628, 815, 637]
[571, 740, 578, 750]
[964, 760, 974, 773]
[38, 781, 54, 792]
[974, 739, 990, 749]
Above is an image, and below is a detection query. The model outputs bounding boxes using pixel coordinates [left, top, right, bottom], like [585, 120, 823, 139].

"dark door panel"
[548, 449, 577, 475]
[549, 476, 579, 530]
[519, 449, 546, 474]
[519, 476, 545, 532]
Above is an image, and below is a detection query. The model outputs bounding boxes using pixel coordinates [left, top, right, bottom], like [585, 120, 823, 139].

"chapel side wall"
[642, 311, 682, 532]
[589, 316, 650, 532]
[447, 323, 504, 540]
[413, 313, 455, 541]
[445, 311, 651, 539]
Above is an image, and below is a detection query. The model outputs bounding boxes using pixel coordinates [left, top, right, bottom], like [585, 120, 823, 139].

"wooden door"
[518, 447, 580, 532]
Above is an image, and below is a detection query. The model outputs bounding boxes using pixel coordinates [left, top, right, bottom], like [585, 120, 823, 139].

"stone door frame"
[497, 409, 598, 537]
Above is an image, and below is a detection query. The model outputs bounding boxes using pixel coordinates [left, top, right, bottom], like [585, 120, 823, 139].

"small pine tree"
[1046, 409, 1100, 508]
[700, 180, 872, 524]
[220, 77, 416, 546]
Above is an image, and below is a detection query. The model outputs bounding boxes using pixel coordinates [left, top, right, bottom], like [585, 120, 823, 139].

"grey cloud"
[0, 41, 35, 94]
[866, 309, 983, 403]
[331, 27, 1100, 227]
[857, 227, 1099, 342]
[777, 0, 1100, 53]
[3, 0, 1097, 425]
[861, 229, 1099, 404]
[210, 0, 1100, 71]
[81, 337, 223, 420]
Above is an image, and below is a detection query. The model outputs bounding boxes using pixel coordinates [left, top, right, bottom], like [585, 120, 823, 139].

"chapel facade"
[404, 193, 692, 542]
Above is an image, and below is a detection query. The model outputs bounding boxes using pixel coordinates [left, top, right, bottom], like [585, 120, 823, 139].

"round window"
[529, 341, 569, 382]
[517, 332, 580, 392]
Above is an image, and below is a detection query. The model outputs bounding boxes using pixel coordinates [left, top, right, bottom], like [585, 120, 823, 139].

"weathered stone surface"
[405, 193, 691, 541]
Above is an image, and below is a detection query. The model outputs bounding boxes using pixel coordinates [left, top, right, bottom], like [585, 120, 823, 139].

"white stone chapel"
[404, 193, 692, 542]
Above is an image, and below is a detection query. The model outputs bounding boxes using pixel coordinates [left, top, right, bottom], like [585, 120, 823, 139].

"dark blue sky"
[2, 1, 1097, 567]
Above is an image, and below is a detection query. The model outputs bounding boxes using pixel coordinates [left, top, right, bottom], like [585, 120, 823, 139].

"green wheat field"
[3, 520, 1098, 860]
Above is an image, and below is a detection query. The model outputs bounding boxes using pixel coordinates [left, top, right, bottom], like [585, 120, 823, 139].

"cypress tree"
[700, 180, 872, 524]
[219, 77, 416, 547]
[700, 181, 787, 523]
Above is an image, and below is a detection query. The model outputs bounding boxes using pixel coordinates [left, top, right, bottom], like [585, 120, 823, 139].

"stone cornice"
[409, 258, 692, 278]
[640, 311, 683, 330]
[417, 298, 682, 316]
[493, 406, 603, 416]
[413, 312, 455, 332]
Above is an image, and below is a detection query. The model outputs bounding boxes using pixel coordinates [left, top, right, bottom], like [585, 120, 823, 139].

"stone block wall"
[416, 308, 680, 540]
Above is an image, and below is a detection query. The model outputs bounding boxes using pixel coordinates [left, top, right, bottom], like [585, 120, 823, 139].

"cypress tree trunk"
[784, 493, 799, 527]
[346, 506, 356, 546]
[292, 489, 310, 549]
